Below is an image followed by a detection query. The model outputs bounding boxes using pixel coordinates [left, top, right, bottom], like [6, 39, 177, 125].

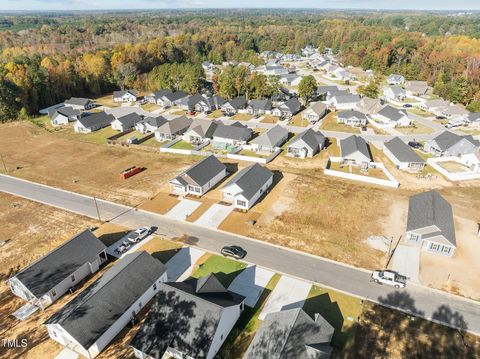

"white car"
[371, 270, 407, 289]
[127, 227, 153, 243]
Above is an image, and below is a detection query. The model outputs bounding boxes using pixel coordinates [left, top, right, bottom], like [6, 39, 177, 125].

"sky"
[1, 0, 480, 11]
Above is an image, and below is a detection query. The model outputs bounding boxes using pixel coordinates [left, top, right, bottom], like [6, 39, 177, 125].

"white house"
[387, 74, 405, 85]
[49, 106, 82, 126]
[406, 81, 430, 97]
[212, 122, 252, 149]
[460, 149, 480, 173]
[130, 274, 245, 359]
[64, 97, 95, 110]
[113, 90, 138, 103]
[337, 110, 368, 127]
[286, 129, 326, 159]
[154, 116, 193, 141]
[169, 155, 227, 197]
[373, 105, 411, 127]
[339, 135, 372, 167]
[111, 113, 143, 132]
[250, 125, 289, 153]
[424, 131, 479, 157]
[183, 119, 218, 143]
[135, 116, 167, 134]
[383, 86, 406, 101]
[383, 137, 426, 172]
[302, 102, 327, 123]
[73, 112, 115, 133]
[44, 251, 167, 358]
[329, 94, 360, 110]
[220, 163, 273, 211]
[420, 99, 450, 115]
[8, 230, 106, 309]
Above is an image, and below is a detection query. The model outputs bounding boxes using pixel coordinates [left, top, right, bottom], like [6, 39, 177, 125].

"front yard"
[231, 113, 253, 121]
[407, 108, 433, 118]
[288, 113, 310, 127]
[319, 112, 361, 133]
[328, 161, 389, 180]
[191, 254, 247, 287]
[396, 122, 435, 135]
[260, 115, 278, 124]
[207, 109, 223, 119]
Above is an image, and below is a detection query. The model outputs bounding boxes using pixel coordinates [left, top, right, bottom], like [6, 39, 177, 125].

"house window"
[153, 283, 157, 290]
[430, 243, 439, 251]
[236, 200, 246, 207]
[139, 302, 142, 308]
[443, 246, 451, 254]
[51, 289, 57, 297]
[71, 274, 75, 282]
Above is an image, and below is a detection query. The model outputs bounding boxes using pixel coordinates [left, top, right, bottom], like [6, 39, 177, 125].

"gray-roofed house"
[387, 74, 405, 85]
[287, 128, 326, 159]
[195, 95, 226, 113]
[383, 86, 406, 101]
[244, 308, 334, 359]
[111, 112, 143, 132]
[302, 102, 327, 123]
[154, 116, 193, 141]
[329, 94, 361, 110]
[383, 137, 426, 172]
[373, 105, 411, 127]
[183, 118, 218, 144]
[169, 155, 227, 196]
[49, 106, 82, 126]
[272, 97, 302, 119]
[441, 104, 469, 119]
[337, 110, 368, 127]
[129, 274, 245, 359]
[339, 135, 372, 167]
[212, 123, 252, 149]
[466, 113, 480, 127]
[113, 90, 138, 103]
[135, 116, 168, 134]
[44, 251, 167, 358]
[356, 97, 382, 115]
[74, 111, 115, 133]
[8, 229, 107, 309]
[424, 131, 479, 157]
[406, 190, 456, 256]
[316, 86, 349, 101]
[247, 99, 273, 116]
[146, 89, 172, 105]
[64, 97, 95, 110]
[279, 74, 303, 86]
[221, 96, 248, 115]
[158, 91, 188, 108]
[175, 93, 205, 111]
[250, 125, 289, 153]
[420, 99, 450, 114]
[220, 163, 273, 211]
[406, 81, 430, 97]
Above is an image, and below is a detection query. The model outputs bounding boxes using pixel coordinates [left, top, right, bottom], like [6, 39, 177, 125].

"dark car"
[408, 141, 423, 149]
[402, 104, 412, 108]
[221, 245, 247, 259]
[436, 115, 446, 120]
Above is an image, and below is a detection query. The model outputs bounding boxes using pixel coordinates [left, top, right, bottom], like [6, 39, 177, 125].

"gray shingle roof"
[172, 155, 226, 187]
[157, 116, 193, 135]
[163, 91, 188, 102]
[378, 105, 408, 122]
[340, 135, 371, 160]
[250, 125, 288, 147]
[76, 111, 115, 129]
[129, 274, 244, 359]
[64, 97, 92, 107]
[290, 128, 325, 152]
[333, 94, 360, 104]
[115, 112, 143, 127]
[468, 113, 480, 122]
[244, 308, 334, 359]
[213, 123, 252, 141]
[406, 190, 456, 247]
[49, 106, 81, 118]
[225, 96, 247, 110]
[185, 119, 218, 138]
[113, 90, 137, 98]
[45, 251, 165, 349]
[281, 97, 302, 114]
[307, 102, 327, 115]
[430, 131, 479, 151]
[222, 163, 273, 201]
[140, 116, 167, 128]
[12, 229, 106, 298]
[384, 137, 425, 164]
[150, 89, 172, 100]
[337, 110, 367, 121]
[248, 99, 273, 112]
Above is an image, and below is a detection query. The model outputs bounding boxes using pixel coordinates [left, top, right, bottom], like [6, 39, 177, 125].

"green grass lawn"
[238, 149, 265, 158]
[218, 274, 281, 358]
[302, 285, 364, 349]
[171, 141, 195, 150]
[191, 254, 247, 287]
[141, 137, 165, 147]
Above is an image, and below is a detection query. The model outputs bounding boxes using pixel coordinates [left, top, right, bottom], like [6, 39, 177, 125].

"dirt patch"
[186, 198, 220, 222]
[139, 192, 180, 214]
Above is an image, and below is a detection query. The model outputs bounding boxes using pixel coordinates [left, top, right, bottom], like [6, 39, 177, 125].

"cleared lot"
[165, 198, 202, 220]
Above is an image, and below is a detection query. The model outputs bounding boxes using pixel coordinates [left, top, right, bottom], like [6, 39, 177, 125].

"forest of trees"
[0, 10, 479, 121]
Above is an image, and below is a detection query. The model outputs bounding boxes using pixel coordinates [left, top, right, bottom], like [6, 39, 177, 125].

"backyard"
[327, 161, 390, 180]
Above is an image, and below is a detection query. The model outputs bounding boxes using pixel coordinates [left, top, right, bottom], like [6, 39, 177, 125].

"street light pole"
[93, 197, 101, 222]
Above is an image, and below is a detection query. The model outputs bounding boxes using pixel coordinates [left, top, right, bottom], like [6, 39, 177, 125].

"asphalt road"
[2, 174, 480, 335]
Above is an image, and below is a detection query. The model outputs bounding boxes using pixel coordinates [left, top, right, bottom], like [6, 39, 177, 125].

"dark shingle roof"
[172, 155, 226, 187]
[378, 105, 408, 122]
[430, 131, 479, 151]
[337, 110, 367, 121]
[224, 96, 247, 110]
[384, 137, 425, 164]
[140, 116, 167, 128]
[157, 116, 193, 135]
[248, 99, 272, 112]
[113, 90, 137, 98]
[406, 190, 456, 247]
[281, 97, 302, 114]
[129, 274, 244, 359]
[212, 123, 252, 141]
[150, 89, 172, 99]
[76, 111, 114, 129]
[13, 230, 106, 298]
[115, 112, 143, 127]
[185, 119, 218, 138]
[250, 125, 288, 147]
[244, 308, 334, 359]
[49, 106, 81, 118]
[45, 251, 165, 349]
[333, 94, 360, 104]
[222, 163, 273, 201]
[64, 97, 92, 107]
[164, 91, 188, 102]
[290, 128, 325, 151]
[340, 135, 371, 160]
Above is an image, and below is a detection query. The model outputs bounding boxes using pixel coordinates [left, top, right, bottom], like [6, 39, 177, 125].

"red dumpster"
[120, 166, 142, 179]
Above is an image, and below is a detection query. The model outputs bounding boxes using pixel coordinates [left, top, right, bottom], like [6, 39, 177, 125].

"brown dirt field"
[92, 222, 131, 246]
[138, 192, 180, 214]
[186, 198, 219, 222]
[134, 236, 183, 264]
[0, 121, 200, 206]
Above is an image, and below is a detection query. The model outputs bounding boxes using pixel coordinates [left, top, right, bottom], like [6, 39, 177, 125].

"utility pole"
[93, 197, 101, 222]
[0, 154, 7, 173]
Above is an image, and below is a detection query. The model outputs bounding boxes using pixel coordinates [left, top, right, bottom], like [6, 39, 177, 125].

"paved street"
[1, 174, 480, 334]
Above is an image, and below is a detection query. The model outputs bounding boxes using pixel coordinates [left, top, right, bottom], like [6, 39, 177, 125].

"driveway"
[390, 243, 420, 283]
[228, 265, 275, 307]
[12, 303, 39, 321]
[54, 348, 78, 359]
[194, 203, 233, 228]
[165, 199, 201, 221]
[165, 247, 206, 282]
[258, 275, 312, 320]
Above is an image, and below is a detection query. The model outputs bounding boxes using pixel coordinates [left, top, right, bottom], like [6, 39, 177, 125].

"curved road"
[1, 174, 480, 335]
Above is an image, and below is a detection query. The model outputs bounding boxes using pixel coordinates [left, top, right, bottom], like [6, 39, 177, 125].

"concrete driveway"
[194, 203, 233, 228]
[258, 275, 311, 320]
[165, 199, 201, 221]
[12, 303, 38, 321]
[228, 265, 275, 307]
[390, 243, 420, 283]
[165, 247, 206, 282]
[55, 348, 78, 359]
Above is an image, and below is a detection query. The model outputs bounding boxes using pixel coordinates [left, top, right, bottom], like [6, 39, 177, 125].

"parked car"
[221, 245, 247, 259]
[127, 227, 154, 243]
[371, 270, 407, 288]
[436, 115, 446, 120]
[402, 104, 412, 108]
[408, 141, 423, 149]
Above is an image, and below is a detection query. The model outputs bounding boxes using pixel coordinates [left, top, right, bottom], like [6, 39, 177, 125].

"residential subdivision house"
[154, 116, 193, 142]
[113, 90, 138, 103]
[250, 125, 289, 153]
[74, 111, 115, 133]
[406, 190, 456, 256]
[49, 106, 82, 126]
[195, 95, 225, 113]
[302, 102, 327, 123]
[221, 96, 248, 115]
[383, 137, 426, 172]
[356, 97, 382, 115]
[220, 163, 273, 211]
[461, 149, 480, 173]
[130, 274, 245, 359]
[247, 99, 273, 116]
[383, 86, 406, 101]
[466, 113, 480, 127]
[329, 94, 360, 110]
[169, 155, 227, 196]
[406, 81, 430, 97]
[44, 251, 167, 358]
[146, 89, 172, 105]
[387, 74, 405, 85]
[286, 128, 326, 159]
[212, 122, 252, 149]
[339, 135, 372, 167]
[244, 308, 334, 359]
[337, 110, 368, 127]
[8, 229, 107, 309]
[111, 112, 143, 132]
[420, 99, 450, 115]
[424, 131, 479, 157]
[441, 104, 469, 119]
[135, 116, 167, 134]
[316, 86, 349, 101]
[279, 74, 303, 86]
[175, 93, 205, 112]
[64, 97, 95, 110]
[272, 97, 302, 119]
[158, 91, 188, 108]
[373, 105, 411, 127]
[183, 118, 218, 144]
